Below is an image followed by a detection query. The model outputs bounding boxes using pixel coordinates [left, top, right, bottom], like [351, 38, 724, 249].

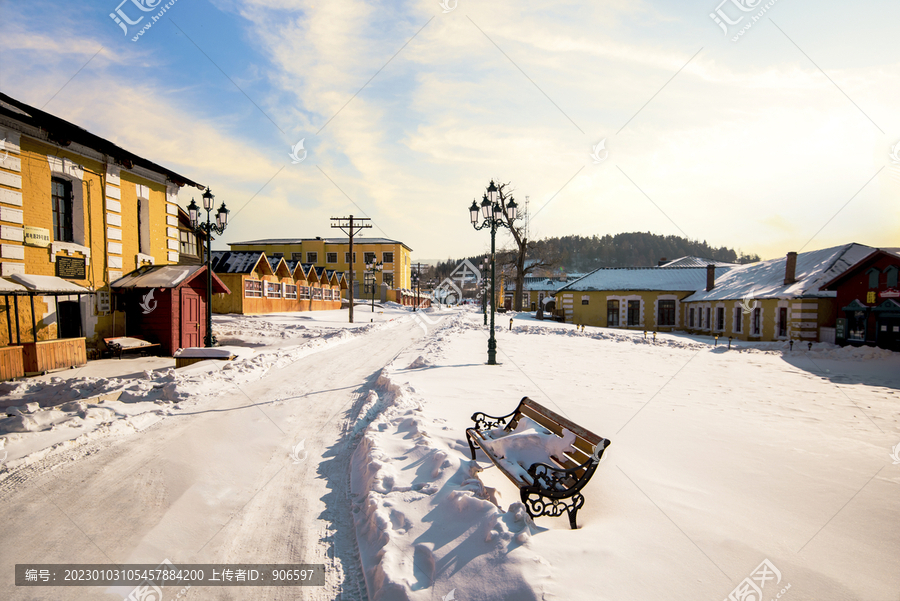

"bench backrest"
[509, 397, 605, 477]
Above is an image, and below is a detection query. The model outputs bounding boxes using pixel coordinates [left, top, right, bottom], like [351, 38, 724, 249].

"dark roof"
[231, 237, 412, 251]
[821, 249, 900, 290]
[210, 251, 268, 274]
[0, 93, 204, 190]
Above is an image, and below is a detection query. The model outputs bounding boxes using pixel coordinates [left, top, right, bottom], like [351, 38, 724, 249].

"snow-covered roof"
[210, 251, 268, 274]
[560, 266, 731, 292]
[657, 256, 738, 268]
[11, 274, 91, 294]
[507, 278, 574, 292]
[683, 243, 875, 302]
[111, 265, 199, 289]
[0, 278, 27, 293]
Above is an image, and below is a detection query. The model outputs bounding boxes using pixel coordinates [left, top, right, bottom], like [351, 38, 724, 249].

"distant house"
[506, 276, 582, 312]
[209, 250, 345, 315]
[229, 237, 412, 298]
[681, 244, 875, 342]
[820, 248, 900, 349]
[555, 266, 733, 330]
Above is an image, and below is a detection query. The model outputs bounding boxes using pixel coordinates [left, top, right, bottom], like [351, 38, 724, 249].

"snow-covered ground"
[1, 304, 897, 600]
[352, 309, 900, 600]
[0, 305, 417, 470]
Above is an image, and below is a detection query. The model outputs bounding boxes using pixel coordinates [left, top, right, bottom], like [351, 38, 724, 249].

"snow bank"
[350, 321, 553, 600]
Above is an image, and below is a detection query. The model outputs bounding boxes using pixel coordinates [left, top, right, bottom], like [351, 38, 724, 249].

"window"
[627, 300, 640, 326]
[298, 286, 311, 300]
[867, 268, 880, 288]
[306, 252, 318, 263]
[322, 288, 332, 301]
[778, 307, 788, 337]
[265, 281, 282, 298]
[292, 252, 303, 261]
[733, 307, 742, 333]
[244, 279, 263, 298]
[345, 252, 356, 264]
[705, 308, 710, 330]
[689, 307, 695, 328]
[312, 287, 323, 301]
[715, 307, 725, 331]
[658, 300, 675, 326]
[383, 273, 394, 287]
[581, 295, 590, 306]
[326, 252, 338, 264]
[751, 307, 761, 335]
[886, 266, 898, 288]
[364, 252, 376, 264]
[179, 229, 198, 257]
[272, 252, 284, 259]
[607, 300, 619, 326]
[383, 252, 394, 263]
[284, 284, 298, 299]
[51, 177, 73, 242]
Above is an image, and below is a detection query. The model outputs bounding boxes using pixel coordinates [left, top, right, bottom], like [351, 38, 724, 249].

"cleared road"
[0, 318, 425, 601]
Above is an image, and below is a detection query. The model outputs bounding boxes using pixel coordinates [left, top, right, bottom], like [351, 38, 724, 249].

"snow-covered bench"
[465, 397, 611, 529]
[104, 336, 160, 359]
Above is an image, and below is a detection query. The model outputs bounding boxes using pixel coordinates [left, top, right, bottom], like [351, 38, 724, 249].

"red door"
[181, 291, 201, 349]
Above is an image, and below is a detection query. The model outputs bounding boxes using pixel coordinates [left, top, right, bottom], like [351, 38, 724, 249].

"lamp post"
[481, 257, 489, 325]
[412, 263, 423, 311]
[365, 260, 383, 312]
[469, 180, 518, 365]
[187, 188, 228, 348]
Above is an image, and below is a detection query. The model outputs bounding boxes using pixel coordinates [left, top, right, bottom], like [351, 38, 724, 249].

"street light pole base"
[487, 338, 497, 365]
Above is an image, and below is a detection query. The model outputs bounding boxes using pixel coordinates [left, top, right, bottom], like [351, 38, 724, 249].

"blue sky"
[1, 0, 898, 262]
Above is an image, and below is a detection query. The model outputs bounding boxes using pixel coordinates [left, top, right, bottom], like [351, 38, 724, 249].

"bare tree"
[495, 182, 557, 311]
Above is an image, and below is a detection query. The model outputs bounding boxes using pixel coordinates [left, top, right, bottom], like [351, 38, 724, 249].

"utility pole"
[331, 215, 371, 323]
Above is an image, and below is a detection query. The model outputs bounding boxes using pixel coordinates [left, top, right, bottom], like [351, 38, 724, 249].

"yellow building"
[229, 237, 412, 299]
[680, 245, 875, 343]
[556, 265, 732, 330]
[0, 93, 204, 365]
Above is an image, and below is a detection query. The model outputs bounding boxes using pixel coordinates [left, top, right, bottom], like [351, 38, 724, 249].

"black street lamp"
[187, 188, 228, 348]
[365, 260, 383, 312]
[481, 256, 489, 325]
[469, 180, 518, 365]
[412, 263, 423, 312]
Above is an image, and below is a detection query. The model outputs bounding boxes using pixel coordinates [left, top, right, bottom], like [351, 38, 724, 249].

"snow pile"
[406, 355, 431, 369]
[350, 351, 552, 599]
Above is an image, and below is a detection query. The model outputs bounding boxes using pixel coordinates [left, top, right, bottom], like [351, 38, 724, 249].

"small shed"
[111, 264, 230, 355]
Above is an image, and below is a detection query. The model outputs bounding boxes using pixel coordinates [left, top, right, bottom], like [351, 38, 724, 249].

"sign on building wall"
[867, 291, 876, 304]
[56, 256, 86, 279]
[24, 226, 51, 247]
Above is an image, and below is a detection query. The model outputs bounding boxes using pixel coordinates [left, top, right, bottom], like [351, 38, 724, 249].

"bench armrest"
[470, 408, 519, 431]
[525, 439, 611, 493]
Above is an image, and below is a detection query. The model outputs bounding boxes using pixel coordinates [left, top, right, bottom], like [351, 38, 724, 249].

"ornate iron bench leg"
[566, 492, 585, 529]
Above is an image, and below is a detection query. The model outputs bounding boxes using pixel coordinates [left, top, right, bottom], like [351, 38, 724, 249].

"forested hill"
[435, 232, 759, 279]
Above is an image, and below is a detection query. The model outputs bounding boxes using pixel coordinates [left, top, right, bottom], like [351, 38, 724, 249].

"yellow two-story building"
[229, 237, 412, 299]
[0, 92, 204, 375]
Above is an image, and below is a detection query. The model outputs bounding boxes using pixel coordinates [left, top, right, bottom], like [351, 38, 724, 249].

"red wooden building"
[111, 265, 230, 355]
[821, 249, 900, 350]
